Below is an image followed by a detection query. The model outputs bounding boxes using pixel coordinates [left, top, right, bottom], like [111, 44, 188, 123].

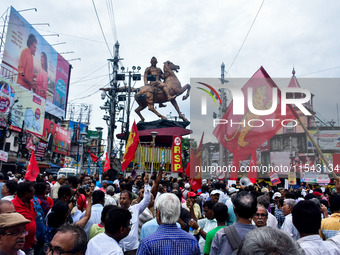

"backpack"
[33, 197, 46, 241]
[224, 225, 242, 255]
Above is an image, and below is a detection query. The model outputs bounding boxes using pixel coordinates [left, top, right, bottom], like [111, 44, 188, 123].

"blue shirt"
[140, 218, 181, 240]
[137, 224, 200, 255]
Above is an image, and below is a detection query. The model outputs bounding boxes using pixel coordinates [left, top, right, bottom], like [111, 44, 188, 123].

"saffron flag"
[104, 153, 110, 173]
[213, 66, 296, 160]
[24, 152, 40, 182]
[230, 148, 240, 181]
[185, 133, 204, 191]
[87, 149, 99, 162]
[121, 121, 140, 172]
[247, 150, 257, 183]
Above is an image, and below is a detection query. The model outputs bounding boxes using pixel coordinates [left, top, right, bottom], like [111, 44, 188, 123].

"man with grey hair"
[104, 185, 117, 206]
[0, 200, 15, 214]
[237, 227, 304, 255]
[137, 193, 200, 255]
[46, 224, 87, 255]
[256, 194, 278, 228]
[281, 198, 299, 240]
[51, 174, 67, 200]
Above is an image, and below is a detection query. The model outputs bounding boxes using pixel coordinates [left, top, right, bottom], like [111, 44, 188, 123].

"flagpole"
[289, 105, 339, 180]
[88, 154, 91, 175]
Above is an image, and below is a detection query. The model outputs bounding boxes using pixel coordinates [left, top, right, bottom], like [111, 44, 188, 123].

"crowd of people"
[0, 169, 340, 255]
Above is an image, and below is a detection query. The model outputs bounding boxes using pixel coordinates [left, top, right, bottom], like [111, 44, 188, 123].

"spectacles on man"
[43, 243, 77, 255]
[2, 230, 28, 237]
[254, 213, 268, 218]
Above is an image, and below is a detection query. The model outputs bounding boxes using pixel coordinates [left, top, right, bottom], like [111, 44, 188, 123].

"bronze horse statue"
[135, 61, 191, 122]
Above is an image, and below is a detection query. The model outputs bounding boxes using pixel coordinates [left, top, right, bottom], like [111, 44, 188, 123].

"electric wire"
[226, 0, 265, 75]
[106, 0, 118, 41]
[298, 65, 340, 77]
[91, 0, 113, 58]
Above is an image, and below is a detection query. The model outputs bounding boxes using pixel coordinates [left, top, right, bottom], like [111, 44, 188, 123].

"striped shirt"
[137, 224, 200, 255]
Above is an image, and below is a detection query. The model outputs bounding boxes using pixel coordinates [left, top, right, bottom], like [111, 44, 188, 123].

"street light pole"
[150, 131, 158, 176]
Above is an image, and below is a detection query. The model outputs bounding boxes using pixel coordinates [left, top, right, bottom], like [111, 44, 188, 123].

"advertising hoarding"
[0, 76, 45, 137]
[307, 130, 340, 151]
[68, 121, 87, 143]
[42, 119, 70, 156]
[2, 7, 70, 119]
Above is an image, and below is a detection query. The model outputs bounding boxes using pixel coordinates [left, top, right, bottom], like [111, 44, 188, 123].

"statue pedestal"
[117, 119, 191, 146]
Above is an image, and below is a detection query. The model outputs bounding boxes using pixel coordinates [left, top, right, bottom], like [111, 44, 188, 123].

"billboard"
[0, 76, 45, 137]
[307, 130, 340, 151]
[2, 6, 71, 119]
[42, 119, 71, 156]
[68, 121, 87, 143]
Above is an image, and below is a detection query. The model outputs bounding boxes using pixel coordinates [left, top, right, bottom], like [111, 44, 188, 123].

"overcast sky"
[1, 0, 340, 150]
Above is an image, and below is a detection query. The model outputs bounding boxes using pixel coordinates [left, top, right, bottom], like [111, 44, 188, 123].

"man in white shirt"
[292, 200, 338, 255]
[86, 207, 131, 255]
[257, 195, 278, 228]
[188, 200, 217, 254]
[281, 198, 300, 240]
[119, 180, 151, 254]
[82, 190, 105, 235]
[1, 180, 17, 201]
[105, 185, 117, 206]
[51, 174, 67, 200]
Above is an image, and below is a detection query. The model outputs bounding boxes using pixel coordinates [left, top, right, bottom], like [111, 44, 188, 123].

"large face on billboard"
[0, 76, 45, 137]
[1, 7, 70, 119]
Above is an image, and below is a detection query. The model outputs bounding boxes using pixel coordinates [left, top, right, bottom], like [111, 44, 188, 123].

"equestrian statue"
[135, 57, 190, 122]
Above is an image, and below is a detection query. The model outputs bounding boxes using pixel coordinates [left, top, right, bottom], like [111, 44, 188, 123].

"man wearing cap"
[209, 190, 220, 203]
[225, 188, 238, 226]
[0, 212, 31, 255]
[51, 174, 67, 200]
[183, 192, 202, 222]
[183, 183, 190, 200]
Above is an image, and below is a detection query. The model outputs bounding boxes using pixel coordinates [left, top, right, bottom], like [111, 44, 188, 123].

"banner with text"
[172, 136, 183, 172]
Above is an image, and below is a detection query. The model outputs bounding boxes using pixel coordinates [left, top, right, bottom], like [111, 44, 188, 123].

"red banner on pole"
[104, 153, 110, 173]
[172, 136, 183, 172]
[25, 152, 40, 182]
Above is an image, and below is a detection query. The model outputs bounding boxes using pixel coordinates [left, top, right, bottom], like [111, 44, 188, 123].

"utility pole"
[107, 41, 120, 161]
[219, 62, 229, 175]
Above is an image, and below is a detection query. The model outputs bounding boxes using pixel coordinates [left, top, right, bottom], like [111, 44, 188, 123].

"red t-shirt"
[11, 196, 37, 250]
[46, 196, 54, 208]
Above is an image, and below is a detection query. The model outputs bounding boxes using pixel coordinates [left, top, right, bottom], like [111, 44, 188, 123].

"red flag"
[24, 152, 40, 182]
[121, 121, 140, 172]
[247, 150, 257, 183]
[230, 148, 240, 181]
[104, 153, 110, 173]
[87, 149, 99, 162]
[186, 133, 204, 191]
[213, 66, 296, 161]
